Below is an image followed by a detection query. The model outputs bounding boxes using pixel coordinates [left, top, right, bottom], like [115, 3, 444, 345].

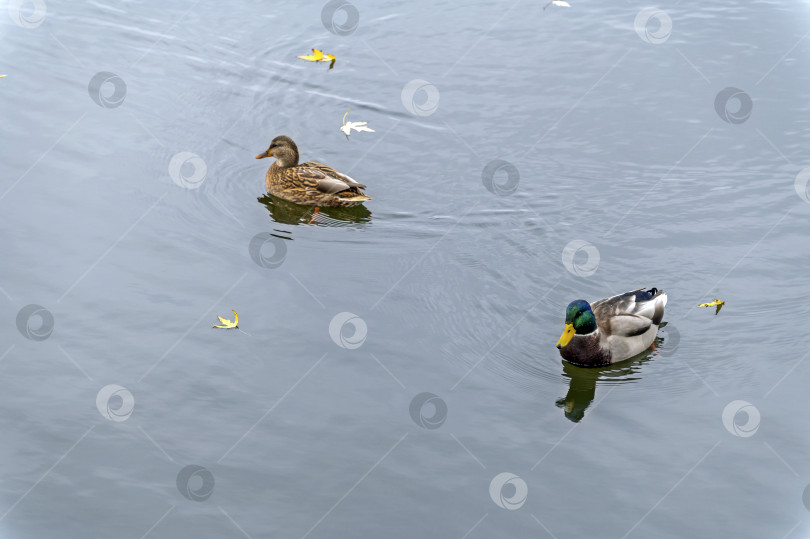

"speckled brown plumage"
[256, 135, 371, 207]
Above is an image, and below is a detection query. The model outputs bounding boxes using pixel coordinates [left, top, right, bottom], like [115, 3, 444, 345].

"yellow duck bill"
[556, 323, 575, 349]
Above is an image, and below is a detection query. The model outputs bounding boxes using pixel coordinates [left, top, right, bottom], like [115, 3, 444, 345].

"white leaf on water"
[340, 109, 376, 138]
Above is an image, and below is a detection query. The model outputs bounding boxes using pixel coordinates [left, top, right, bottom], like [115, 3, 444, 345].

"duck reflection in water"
[555, 329, 677, 423]
[258, 193, 372, 227]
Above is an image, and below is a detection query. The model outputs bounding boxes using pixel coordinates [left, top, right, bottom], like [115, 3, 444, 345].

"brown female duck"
[256, 136, 371, 207]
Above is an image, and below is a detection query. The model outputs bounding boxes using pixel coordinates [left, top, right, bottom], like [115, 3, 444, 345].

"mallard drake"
[556, 288, 667, 367]
[256, 136, 371, 207]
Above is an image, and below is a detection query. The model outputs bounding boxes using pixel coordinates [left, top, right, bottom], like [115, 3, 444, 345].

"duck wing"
[298, 162, 367, 193]
[592, 288, 667, 338]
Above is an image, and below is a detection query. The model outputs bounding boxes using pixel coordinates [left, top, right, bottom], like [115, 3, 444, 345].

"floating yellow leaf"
[298, 49, 323, 61]
[698, 299, 725, 315]
[297, 48, 336, 69]
[213, 310, 239, 328]
[213, 309, 251, 335]
[0, 75, 6, 78]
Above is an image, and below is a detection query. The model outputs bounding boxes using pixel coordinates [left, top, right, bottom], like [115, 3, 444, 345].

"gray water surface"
[3, 1, 810, 537]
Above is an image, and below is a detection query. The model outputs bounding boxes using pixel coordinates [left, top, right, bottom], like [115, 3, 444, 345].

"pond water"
[2, 1, 810, 537]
